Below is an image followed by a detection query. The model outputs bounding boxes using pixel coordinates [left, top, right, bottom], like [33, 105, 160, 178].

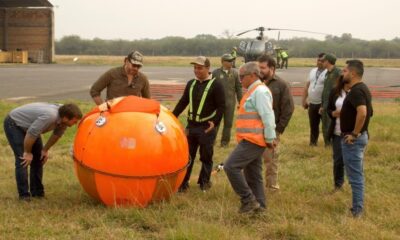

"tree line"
[55, 33, 400, 58]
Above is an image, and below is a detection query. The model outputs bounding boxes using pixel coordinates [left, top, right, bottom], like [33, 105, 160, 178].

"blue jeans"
[332, 135, 344, 188]
[3, 116, 44, 198]
[341, 132, 368, 213]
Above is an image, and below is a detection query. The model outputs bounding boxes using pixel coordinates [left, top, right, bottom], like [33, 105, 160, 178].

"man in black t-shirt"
[340, 59, 372, 218]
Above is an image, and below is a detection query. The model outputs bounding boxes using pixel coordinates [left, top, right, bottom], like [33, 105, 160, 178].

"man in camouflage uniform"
[212, 54, 243, 147]
[231, 47, 238, 68]
[320, 53, 341, 146]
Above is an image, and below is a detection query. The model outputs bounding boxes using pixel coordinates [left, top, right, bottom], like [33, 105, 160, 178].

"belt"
[5, 115, 16, 125]
[187, 120, 210, 127]
[341, 131, 366, 137]
[5, 115, 26, 132]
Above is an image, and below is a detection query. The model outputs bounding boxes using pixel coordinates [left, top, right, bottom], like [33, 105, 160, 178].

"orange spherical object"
[73, 96, 189, 207]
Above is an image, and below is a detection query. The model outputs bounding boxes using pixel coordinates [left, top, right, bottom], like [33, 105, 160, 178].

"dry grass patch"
[0, 100, 399, 239]
[55, 55, 400, 68]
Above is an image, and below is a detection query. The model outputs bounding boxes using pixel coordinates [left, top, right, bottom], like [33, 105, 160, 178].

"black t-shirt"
[340, 82, 373, 133]
[172, 78, 226, 127]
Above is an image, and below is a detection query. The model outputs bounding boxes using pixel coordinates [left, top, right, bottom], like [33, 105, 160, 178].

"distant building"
[0, 0, 54, 63]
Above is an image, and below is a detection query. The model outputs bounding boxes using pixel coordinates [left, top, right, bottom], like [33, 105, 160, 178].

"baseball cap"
[221, 53, 235, 61]
[322, 53, 337, 65]
[190, 56, 210, 67]
[127, 51, 143, 66]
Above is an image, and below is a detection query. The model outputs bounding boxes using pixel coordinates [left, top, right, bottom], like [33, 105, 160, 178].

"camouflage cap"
[127, 50, 143, 66]
[190, 56, 210, 67]
[322, 53, 337, 65]
[221, 53, 235, 62]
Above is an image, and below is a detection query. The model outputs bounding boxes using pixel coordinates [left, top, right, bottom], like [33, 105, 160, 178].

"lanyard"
[313, 69, 322, 89]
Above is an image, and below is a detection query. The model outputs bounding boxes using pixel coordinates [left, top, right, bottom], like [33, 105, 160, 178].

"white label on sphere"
[120, 137, 136, 149]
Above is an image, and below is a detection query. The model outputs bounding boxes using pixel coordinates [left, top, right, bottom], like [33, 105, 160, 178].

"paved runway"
[1, 64, 399, 102]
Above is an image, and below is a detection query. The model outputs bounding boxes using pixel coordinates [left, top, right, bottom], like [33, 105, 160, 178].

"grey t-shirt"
[307, 67, 327, 104]
[9, 102, 66, 137]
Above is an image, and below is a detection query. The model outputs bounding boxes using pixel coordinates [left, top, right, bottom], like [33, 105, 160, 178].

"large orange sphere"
[73, 96, 189, 207]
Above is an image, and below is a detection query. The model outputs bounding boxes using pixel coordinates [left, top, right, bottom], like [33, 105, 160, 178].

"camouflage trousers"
[217, 103, 235, 146]
[321, 109, 332, 146]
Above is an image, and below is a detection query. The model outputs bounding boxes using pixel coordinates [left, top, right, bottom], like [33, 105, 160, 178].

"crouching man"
[3, 102, 82, 201]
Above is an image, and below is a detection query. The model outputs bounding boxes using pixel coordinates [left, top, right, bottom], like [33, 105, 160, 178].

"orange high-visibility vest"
[236, 82, 267, 147]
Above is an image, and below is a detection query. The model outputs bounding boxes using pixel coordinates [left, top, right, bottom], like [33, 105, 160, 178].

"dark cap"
[221, 53, 235, 61]
[322, 53, 337, 65]
[190, 56, 210, 67]
[127, 51, 143, 66]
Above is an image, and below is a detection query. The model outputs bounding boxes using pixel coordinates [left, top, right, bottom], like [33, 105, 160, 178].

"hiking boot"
[266, 184, 280, 191]
[200, 182, 212, 192]
[350, 207, 363, 218]
[19, 196, 31, 202]
[330, 185, 343, 194]
[178, 182, 189, 193]
[220, 142, 229, 148]
[239, 199, 260, 214]
[32, 195, 45, 199]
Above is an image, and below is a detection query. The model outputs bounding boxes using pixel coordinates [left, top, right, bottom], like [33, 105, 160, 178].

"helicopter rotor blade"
[236, 28, 260, 36]
[266, 28, 329, 36]
[236, 29, 253, 36]
[236, 26, 267, 36]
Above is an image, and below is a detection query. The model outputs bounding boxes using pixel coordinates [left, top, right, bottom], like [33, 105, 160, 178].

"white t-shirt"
[334, 90, 347, 136]
[308, 68, 327, 104]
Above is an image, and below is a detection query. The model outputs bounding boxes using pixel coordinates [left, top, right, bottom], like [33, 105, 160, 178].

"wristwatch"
[351, 132, 361, 138]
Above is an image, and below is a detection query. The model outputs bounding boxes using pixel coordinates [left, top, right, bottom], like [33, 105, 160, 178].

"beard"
[342, 76, 351, 84]
[260, 72, 270, 81]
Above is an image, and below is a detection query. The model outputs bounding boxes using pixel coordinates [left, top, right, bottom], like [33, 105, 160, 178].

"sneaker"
[239, 199, 260, 214]
[266, 185, 280, 191]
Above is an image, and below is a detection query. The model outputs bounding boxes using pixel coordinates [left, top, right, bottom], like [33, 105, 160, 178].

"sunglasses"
[131, 64, 142, 68]
[239, 73, 251, 80]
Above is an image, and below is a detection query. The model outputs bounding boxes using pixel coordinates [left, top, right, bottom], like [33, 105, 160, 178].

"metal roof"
[0, 0, 53, 8]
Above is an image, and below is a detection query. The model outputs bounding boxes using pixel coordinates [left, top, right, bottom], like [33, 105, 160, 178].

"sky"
[50, 0, 400, 41]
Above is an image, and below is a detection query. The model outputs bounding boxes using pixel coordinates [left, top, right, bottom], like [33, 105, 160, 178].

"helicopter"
[236, 27, 327, 64]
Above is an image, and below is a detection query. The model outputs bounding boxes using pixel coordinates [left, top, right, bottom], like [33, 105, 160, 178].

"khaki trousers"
[262, 133, 280, 189]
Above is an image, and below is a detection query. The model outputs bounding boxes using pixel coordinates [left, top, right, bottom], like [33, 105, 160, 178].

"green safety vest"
[231, 50, 237, 58]
[281, 51, 288, 58]
[188, 78, 216, 122]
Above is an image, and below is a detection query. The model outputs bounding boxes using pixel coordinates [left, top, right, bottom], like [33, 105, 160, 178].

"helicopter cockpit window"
[238, 41, 248, 54]
[265, 42, 274, 55]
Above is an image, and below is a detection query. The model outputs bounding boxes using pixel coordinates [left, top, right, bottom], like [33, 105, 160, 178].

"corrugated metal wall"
[0, 7, 54, 63]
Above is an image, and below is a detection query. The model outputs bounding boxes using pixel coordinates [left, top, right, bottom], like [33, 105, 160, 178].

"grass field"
[0, 100, 399, 240]
[55, 55, 400, 68]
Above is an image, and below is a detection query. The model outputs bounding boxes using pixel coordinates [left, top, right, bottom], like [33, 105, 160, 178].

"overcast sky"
[50, 0, 400, 41]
